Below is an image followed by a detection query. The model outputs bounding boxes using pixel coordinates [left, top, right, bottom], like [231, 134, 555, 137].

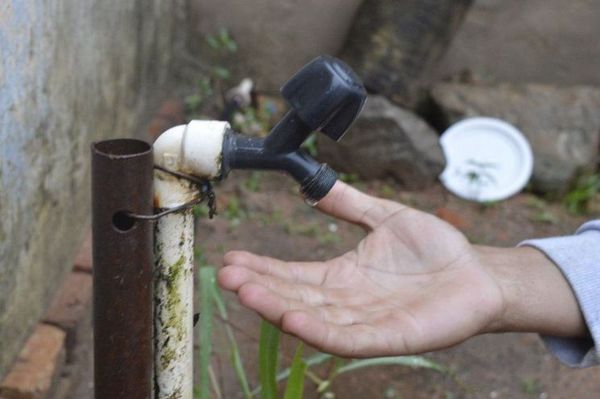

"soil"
[195, 172, 598, 399]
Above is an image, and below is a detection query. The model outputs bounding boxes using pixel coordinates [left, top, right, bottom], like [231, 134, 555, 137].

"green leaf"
[212, 66, 231, 80]
[225, 40, 238, 53]
[184, 94, 203, 112]
[212, 284, 253, 399]
[277, 352, 332, 382]
[283, 344, 307, 399]
[251, 352, 332, 396]
[198, 75, 212, 89]
[301, 134, 318, 157]
[206, 35, 219, 49]
[259, 321, 281, 399]
[334, 356, 447, 376]
[193, 204, 209, 219]
[198, 267, 217, 399]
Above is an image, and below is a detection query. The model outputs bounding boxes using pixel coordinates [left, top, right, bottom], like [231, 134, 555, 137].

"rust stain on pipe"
[91, 139, 153, 399]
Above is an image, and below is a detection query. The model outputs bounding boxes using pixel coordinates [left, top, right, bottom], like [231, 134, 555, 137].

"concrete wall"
[0, 0, 183, 376]
[435, 0, 600, 86]
[188, 0, 364, 92]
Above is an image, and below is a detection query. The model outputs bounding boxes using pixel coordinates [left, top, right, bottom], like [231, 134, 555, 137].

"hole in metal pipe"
[112, 211, 136, 232]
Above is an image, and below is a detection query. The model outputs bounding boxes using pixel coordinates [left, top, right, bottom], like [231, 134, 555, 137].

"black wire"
[126, 166, 217, 221]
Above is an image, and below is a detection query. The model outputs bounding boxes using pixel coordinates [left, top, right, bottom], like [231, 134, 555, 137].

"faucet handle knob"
[281, 55, 367, 141]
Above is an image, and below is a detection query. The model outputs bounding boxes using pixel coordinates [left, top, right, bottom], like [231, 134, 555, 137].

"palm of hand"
[219, 184, 504, 357]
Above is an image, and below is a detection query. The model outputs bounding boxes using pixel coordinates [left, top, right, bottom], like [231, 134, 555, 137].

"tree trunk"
[341, 0, 473, 107]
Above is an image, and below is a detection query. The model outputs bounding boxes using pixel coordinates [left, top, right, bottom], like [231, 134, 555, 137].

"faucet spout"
[221, 130, 337, 203]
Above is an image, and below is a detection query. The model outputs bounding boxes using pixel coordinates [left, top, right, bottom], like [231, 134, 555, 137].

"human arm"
[519, 220, 600, 367]
[218, 181, 590, 358]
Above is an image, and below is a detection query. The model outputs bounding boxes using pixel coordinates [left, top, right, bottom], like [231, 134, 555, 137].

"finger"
[223, 250, 327, 285]
[218, 265, 329, 306]
[237, 283, 357, 326]
[316, 181, 406, 229]
[281, 310, 391, 358]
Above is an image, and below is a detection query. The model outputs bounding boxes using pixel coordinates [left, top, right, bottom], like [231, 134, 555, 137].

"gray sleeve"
[519, 220, 600, 368]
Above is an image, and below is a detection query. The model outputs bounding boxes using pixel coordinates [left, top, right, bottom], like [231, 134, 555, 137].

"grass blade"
[212, 285, 253, 398]
[283, 344, 307, 399]
[198, 267, 216, 399]
[251, 352, 332, 396]
[208, 365, 223, 399]
[334, 356, 447, 376]
[259, 321, 281, 399]
[276, 352, 332, 382]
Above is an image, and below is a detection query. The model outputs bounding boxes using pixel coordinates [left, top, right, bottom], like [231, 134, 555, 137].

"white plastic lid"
[439, 117, 533, 202]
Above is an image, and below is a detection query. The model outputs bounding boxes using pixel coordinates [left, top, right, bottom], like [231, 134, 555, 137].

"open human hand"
[218, 181, 585, 357]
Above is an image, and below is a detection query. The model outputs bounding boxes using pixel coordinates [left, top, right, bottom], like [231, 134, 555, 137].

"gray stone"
[189, 0, 363, 92]
[431, 82, 600, 194]
[317, 96, 445, 189]
[0, 0, 182, 377]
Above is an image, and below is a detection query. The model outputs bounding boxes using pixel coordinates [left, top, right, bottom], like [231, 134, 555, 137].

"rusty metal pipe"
[91, 139, 154, 399]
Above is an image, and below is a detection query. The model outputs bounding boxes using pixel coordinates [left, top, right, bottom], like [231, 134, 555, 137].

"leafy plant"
[206, 28, 238, 53]
[301, 134, 318, 157]
[198, 267, 216, 399]
[521, 377, 543, 397]
[283, 344, 307, 399]
[232, 102, 280, 137]
[526, 196, 558, 224]
[564, 173, 600, 214]
[462, 159, 497, 188]
[224, 196, 247, 229]
[197, 264, 253, 399]
[252, 349, 446, 397]
[193, 203, 211, 219]
[244, 171, 262, 192]
[338, 172, 360, 184]
[259, 321, 281, 399]
[185, 28, 237, 115]
[212, 276, 253, 398]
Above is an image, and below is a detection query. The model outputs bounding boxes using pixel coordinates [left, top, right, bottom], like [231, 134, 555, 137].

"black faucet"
[220, 55, 367, 203]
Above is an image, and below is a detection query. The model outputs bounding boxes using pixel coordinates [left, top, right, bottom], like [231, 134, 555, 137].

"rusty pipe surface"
[92, 139, 154, 399]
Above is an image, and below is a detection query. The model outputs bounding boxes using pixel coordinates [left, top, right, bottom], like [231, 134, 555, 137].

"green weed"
[185, 28, 237, 115]
[564, 173, 600, 215]
[301, 134, 318, 157]
[244, 172, 262, 192]
[338, 172, 360, 184]
[521, 377, 542, 397]
[224, 196, 247, 228]
[526, 196, 558, 224]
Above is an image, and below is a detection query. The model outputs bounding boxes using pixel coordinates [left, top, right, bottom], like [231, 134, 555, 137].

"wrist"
[476, 245, 587, 337]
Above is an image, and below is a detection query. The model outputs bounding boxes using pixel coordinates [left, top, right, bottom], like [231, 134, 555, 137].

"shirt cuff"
[519, 220, 600, 368]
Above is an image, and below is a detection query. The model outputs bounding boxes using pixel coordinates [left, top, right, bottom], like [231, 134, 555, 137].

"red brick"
[0, 324, 66, 399]
[43, 272, 92, 361]
[44, 271, 92, 332]
[73, 229, 92, 273]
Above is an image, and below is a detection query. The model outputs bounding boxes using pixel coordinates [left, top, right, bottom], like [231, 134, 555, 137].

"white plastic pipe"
[153, 121, 228, 398]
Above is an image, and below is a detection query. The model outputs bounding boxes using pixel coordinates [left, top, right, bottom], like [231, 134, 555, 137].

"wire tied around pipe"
[126, 165, 217, 220]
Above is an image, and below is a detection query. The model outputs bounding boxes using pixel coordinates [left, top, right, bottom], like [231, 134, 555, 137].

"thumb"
[316, 180, 405, 229]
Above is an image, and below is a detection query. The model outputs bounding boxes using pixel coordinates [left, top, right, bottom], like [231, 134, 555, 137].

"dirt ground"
[195, 172, 598, 399]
